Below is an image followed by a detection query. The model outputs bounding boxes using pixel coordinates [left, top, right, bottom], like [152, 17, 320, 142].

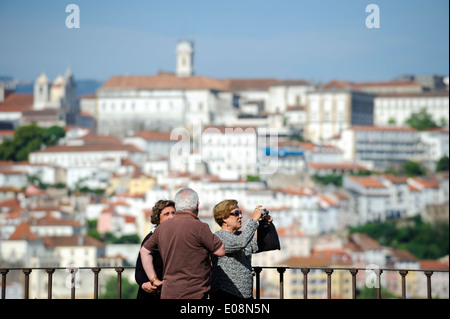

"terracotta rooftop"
[309, 162, 370, 171]
[102, 73, 229, 91]
[280, 252, 352, 267]
[44, 235, 105, 247]
[30, 214, 80, 227]
[351, 125, 417, 132]
[408, 177, 440, 189]
[349, 176, 386, 188]
[390, 248, 418, 262]
[0, 93, 33, 112]
[420, 260, 449, 271]
[225, 78, 280, 91]
[321, 80, 422, 90]
[8, 222, 40, 241]
[31, 143, 143, 153]
[346, 233, 382, 251]
[131, 131, 174, 141]
[102, 74, 311, 92]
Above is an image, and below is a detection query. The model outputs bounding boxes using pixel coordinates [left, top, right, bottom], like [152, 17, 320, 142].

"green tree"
[358, 286, 399, 299]
[405, 108, 438, 131]
[44, 125, 66, 145]
[349, 216, 449, 259]
[403, 160, 426, 177]
[0, 123, 65, 161]
[100, 276, 138, 299]
[312, 173, 343, 187]
[436, 155, 449, 172]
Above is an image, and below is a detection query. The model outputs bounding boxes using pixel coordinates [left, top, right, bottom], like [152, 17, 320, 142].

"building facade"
[305, 90, 374, 143]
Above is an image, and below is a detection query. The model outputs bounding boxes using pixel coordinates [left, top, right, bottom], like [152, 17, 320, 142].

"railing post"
[375, 269, 383, 299]
[1, 269, 9, 299]
[424, 271, 433, 299]
[92, 268, 101, 299]
[46, 268, 55, 299]
[325, 268, 333, 299]
[399, 270, 408, 299]
[23, 268, 32, 299]
[115, 267, 124, 299]
[349, 269, 358, 299]
[301, 268, 310, 299]
[70, 267, 77, 299]
[276, 267, 286, 299]
[254, 267, 262, 299]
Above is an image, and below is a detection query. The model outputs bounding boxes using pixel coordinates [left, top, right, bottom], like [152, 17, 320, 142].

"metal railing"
[1, 266, 448, 299]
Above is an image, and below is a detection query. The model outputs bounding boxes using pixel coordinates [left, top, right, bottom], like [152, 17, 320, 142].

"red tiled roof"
[321, 80, 422, 90]
[132, 131, 174, 141]
[346, 233, 383, 252]
[351, 125, 417, 132]
[8, 222, 40, 241]
[318, 195, 338, 207]
[25, 184, 45, 197]
[0, 198, 21, 209]
[102, 73, 229, 91]
[390, 248, 418, 262]
[30, 214, 80, 227]
[349, 176, 386, 188]
[382, 174, 408, 184]
[226, 78, 280, 91]
[420, 260, 449, 271]
[281, 253, 352, 267]
[0, 93, 33, 112]
[31, 144, 143, 153]
[309, 162, 370, 171]
[44, 235, 105, 247]
[408, 177, 440, 189]
[80, 133, 122, 145]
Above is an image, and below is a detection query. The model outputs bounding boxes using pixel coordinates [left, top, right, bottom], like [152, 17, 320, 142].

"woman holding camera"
[210, 200, 273, 299]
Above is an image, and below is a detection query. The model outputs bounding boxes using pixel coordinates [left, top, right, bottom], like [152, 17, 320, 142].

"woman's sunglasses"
[229, 210, 243, 217]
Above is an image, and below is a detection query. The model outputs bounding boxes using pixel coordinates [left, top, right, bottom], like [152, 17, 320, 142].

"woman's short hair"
[213, 199, 238, 226]
[151, 199, 175, 225]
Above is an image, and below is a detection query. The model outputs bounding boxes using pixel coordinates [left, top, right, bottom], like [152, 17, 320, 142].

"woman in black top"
[135, 199, 175, 299]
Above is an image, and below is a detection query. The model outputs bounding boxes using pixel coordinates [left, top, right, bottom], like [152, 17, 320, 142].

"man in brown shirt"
[140, 188, 225, 299]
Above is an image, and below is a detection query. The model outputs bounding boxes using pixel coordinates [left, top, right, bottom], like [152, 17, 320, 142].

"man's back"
[144, 210, 223, 299]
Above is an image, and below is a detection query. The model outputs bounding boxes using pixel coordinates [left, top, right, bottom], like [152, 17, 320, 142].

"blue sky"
[0, 0, 448, 83]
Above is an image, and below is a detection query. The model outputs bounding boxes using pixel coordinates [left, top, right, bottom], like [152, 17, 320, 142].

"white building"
[374, 91, 449, 127]
[96, 41, 239, 137]
[305, 89, 374, 143]
[338, 126, 449, 170]
[123, 130, 179, 160]
[343, 175, 390, 225]
[200, 125, 259, 179]
[29, 144, 144, 169]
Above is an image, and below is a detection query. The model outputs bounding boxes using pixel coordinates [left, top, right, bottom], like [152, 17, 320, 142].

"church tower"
[176, 40, 194, 77]
[33, 72, 51, 110]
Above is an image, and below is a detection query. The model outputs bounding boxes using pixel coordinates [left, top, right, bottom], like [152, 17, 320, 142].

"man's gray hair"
[174, 188, 199, 212]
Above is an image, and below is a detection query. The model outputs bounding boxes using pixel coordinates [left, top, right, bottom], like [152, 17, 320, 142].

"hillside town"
[0, 41, 448, 299]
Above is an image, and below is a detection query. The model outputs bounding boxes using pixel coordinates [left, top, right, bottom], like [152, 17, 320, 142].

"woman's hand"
[142, 281, 156, 293]
[142, 280, 163, 294]
[251, 205, 264, 221]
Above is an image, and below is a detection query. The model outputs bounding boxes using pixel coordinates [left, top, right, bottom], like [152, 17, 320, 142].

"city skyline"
[0, 0, 448, 83]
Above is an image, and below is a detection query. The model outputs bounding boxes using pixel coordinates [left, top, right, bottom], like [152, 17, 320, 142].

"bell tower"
[33, 72, 51, 110]
[176, 40, 194, 77]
